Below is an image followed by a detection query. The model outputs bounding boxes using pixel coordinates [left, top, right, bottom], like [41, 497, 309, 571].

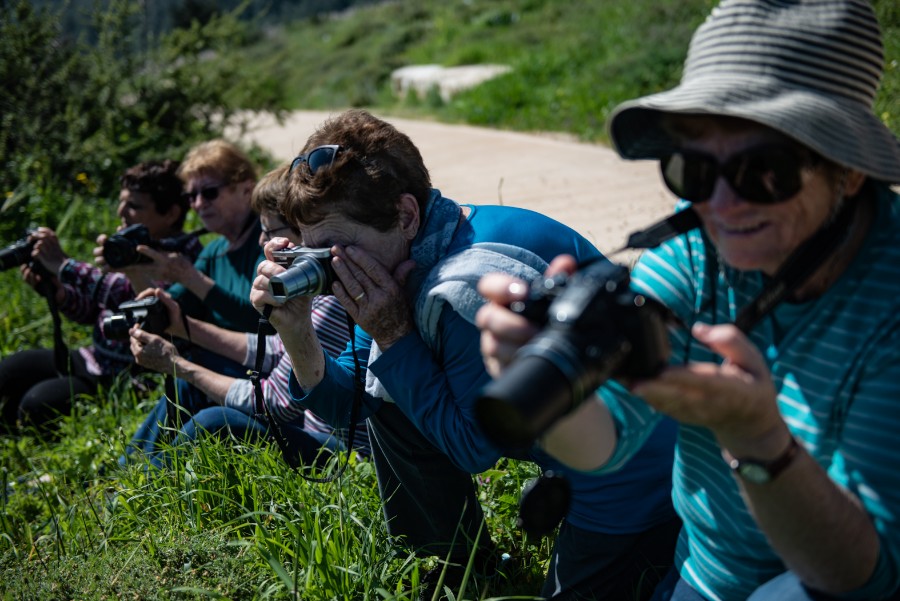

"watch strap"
[726, 436, 800, 484]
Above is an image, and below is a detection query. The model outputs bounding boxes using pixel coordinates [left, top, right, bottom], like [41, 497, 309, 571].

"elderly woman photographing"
[476, 1, 900, 600]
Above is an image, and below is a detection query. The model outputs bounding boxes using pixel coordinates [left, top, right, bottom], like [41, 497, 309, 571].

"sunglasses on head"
[182, 183, 225, 203]
[660, 144, 819, 205]
[290, 145, 342, 175]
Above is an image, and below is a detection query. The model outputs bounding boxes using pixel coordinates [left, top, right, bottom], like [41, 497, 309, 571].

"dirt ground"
[235, 110, 677, 260]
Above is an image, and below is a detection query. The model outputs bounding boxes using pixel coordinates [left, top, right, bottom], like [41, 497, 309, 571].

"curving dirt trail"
[235, 110, 676, 259]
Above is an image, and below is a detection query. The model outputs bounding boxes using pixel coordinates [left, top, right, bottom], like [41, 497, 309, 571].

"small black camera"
[0, 232, 35, 272]
[101, 296, 170, 341]
[268, 247, 335, 302]
[102, 224, 190, 268]
[474, 260, 672, 451]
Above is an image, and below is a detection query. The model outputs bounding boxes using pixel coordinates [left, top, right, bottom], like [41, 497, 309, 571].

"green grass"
[0, 252, 551, 598]
[0, 365, 550, 599]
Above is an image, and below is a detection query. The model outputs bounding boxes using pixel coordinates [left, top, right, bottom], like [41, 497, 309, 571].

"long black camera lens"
[0, 238, 34, 272]
[475, 331, 628, 451]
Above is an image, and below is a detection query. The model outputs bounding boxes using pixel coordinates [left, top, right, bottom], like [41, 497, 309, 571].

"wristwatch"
[724, 436, 800, 485]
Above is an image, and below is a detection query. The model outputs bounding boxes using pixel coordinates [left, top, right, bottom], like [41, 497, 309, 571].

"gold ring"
[353, 292, 366, 302]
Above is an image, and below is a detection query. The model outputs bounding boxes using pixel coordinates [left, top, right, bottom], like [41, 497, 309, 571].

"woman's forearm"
[171, 356, 233, 405]
[183, 317, 248, 364]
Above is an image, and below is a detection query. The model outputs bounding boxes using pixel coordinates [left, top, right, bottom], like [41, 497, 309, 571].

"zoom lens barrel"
[269, 256, 332, 302]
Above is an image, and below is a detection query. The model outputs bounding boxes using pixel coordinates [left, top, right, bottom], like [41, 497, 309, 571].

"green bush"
[0, 0, 286, 243]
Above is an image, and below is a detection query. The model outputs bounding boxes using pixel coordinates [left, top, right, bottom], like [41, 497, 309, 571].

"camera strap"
[251, 304, 362, 483]
[732, 199, 857, 333]
[617, 206, 702, 251]
[32, 262, 71, 376]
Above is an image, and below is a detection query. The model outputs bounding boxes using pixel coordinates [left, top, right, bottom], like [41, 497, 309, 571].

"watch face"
[738, 463, 771, 484]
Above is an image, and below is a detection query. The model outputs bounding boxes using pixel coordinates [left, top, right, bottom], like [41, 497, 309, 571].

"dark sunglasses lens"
[661, 153, 717, 203]
[307, 147, 338, 175]
[200, 186, 220, 201]
[728, 148, 804, 204]
[182, 185, 221, 203]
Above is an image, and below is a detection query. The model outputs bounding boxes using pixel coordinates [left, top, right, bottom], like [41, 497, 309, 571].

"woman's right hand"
[30, 227, 68, 275]
[134, 287, 187, 339]
[250, 237, 314, 332]
[93, 233, 109, 270]
[475, 254, 578, 377]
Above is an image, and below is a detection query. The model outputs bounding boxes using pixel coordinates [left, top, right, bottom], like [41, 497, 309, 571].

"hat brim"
[609, 74, 900, 185]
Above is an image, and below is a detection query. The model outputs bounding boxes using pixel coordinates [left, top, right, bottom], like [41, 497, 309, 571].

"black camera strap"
[732, 199, 857, 333]
[251, 304, 362, 483]
[617, 206, 702, 251]
[31, 262, 71, 377]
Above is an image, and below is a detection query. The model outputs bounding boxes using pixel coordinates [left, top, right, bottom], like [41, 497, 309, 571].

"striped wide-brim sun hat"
[608, 0, 900, 185]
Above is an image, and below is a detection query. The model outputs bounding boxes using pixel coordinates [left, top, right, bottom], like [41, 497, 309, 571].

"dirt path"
[236, 110, 676, 258]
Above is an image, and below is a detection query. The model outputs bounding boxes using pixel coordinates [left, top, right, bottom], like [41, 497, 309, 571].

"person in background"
[0, 159, 201, 434]
[126, 165, 369, 468]
[476, 1, 900, 600]
[250, 109, 679, 600]
[130, 138, 264, 372]
[120, 139, 265, 462]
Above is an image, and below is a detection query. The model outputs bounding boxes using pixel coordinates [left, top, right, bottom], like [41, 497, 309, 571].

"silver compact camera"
[268, 247, 335, 303]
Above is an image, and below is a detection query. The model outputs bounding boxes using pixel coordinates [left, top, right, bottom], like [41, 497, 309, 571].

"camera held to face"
[101, 296, 170, 341]
[102, 224, 188, 269]
[474, 260, 672, 451]
[268, 247, 335, 303]
[0, 231, 36, 272]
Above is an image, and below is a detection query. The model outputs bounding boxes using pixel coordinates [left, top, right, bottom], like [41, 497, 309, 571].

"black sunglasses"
[182, 183, 225, 203]
[290, 145, 342, 175]
[660, 144, 818, 205]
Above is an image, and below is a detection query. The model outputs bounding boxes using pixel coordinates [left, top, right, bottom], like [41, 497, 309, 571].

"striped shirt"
[223, 295, 370, 456]
[594, 184, 900, 601]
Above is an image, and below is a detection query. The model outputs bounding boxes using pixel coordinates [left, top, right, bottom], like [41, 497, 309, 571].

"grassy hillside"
[242, 0, 898, 142]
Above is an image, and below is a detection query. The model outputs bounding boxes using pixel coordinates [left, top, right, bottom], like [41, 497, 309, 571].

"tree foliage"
[0, 0, 287, 241]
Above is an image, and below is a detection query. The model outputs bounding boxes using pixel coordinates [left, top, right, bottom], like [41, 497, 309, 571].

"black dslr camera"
[0, 231, 35, 272]
[474, 260, 672, 451]
[101, 296, 170, 341]
[102, 224, 188, 268]
[268, 247, 335, 303]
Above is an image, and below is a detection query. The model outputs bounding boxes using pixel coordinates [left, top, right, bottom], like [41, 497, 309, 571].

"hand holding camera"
[474, 257, 672, 451]
[134, 288, 187, 339]
[101, 296, 170, 341]
[1, 228, 65, 302]
[129, 321, 180, 375]
[96, 224, 197, 290]
[28, 228, 68, 275]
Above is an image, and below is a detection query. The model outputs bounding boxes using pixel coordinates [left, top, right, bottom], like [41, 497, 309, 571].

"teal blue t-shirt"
[597, 185, 900, 601]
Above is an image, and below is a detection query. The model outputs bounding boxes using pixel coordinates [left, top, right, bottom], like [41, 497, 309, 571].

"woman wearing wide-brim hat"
[476, 1, 900, 600]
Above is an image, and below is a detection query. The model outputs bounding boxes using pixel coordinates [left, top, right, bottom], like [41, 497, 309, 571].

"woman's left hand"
[129, 326, 178, 373]
[631, 322, 787, 453]
[330, 244, 416, 350]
